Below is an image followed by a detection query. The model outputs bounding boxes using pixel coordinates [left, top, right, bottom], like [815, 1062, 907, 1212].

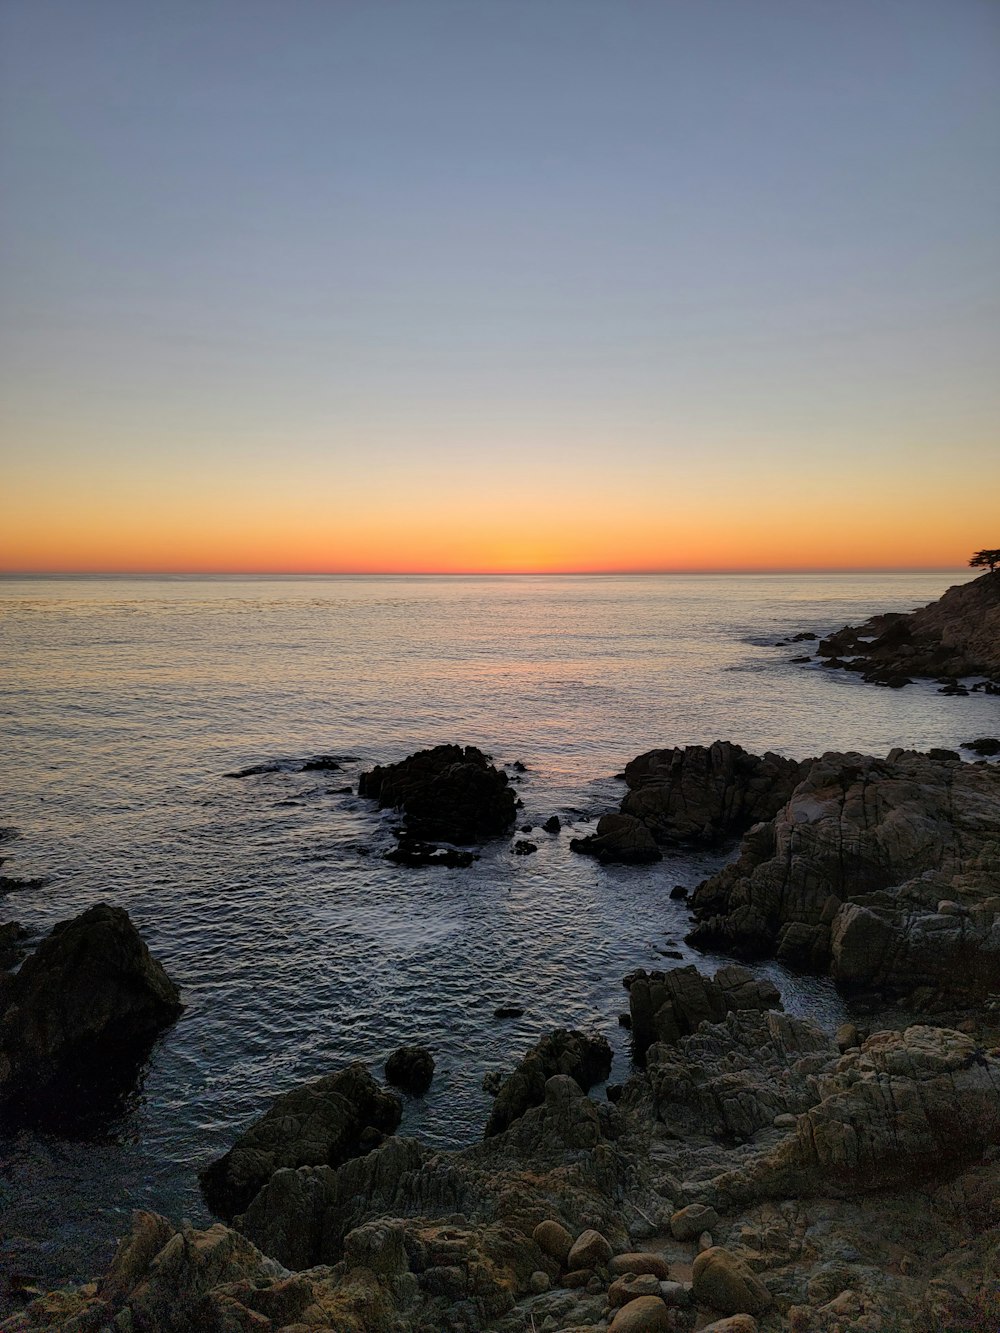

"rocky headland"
[789, 569, 1000, 691]
[3, 735, 1000, 1331]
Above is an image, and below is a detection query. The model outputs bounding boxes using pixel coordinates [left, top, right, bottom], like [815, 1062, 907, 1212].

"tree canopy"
[969, 549, 1000, 574]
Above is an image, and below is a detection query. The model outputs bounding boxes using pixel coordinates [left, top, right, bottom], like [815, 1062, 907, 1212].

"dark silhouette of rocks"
[0, 904, 181, 1116]
[964, 737, 1000, 756]
[570, 812, 661, 863]
[542, 814, 561, 834]
[199, 1062, 402, 1221]
[384, 836, 476, 868]
[358, 744, 517, 846]
[813, 570, 1000, 686]
[384, 1045, 434, 1095]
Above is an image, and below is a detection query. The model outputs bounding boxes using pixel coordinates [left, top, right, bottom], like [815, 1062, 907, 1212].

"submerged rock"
[570, 813, 661, 864]
[0, 903, 182, 1112]
[198, 1061, 402, 1221]
[358, 744, 517, 844]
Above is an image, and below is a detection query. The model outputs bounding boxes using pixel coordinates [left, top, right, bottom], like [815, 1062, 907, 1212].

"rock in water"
[0, 903, 182, 1112]
[384, 1045, 434, 1094]
[623, 963, 781, 1061]
[484, 1028, 612, 1136]
[198, 1062, 401, 1220]
[570, 813, 662, 864]
[358, 743, 516, 843]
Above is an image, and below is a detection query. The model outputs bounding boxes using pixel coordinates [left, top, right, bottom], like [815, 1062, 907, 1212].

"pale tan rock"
[609, 1252, 670, 1279]
[608, 1294, 672, 1331]
[567, 1228, 613, 1271]
[692, 1246, 772, 1316]
[533, 1218, 574, 1266]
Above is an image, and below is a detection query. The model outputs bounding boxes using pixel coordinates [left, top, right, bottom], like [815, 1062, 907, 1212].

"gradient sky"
[1, 0, 998, 573]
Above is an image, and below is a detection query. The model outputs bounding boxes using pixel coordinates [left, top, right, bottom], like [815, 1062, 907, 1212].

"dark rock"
[384, 1045, 434, 1095]
[963, 737, 1000, 757]
[494, 1005, 525, 1019]
[199, 1062, 401, 1220]
[332, 784, 354, 794]
[788, 655, 812, 663]
[384, 837, 476, 868]
[484, 1029, 612, 1136]
[927, 749, 960, 762]
[301, 755, 342, 771]
[358, 744, 516, 843]
[0, 904, 182, 1114]
[570, 813, 661, 864]
[619, 742, 805, 845]
[623, 964, 781, 1061]
[0, 921, 27, 970]
[669, 885, 689, 900]
[542, 815, 561, 834]
[513, 839, 538, 855]
[510, 760, 527, 773]
[791, 631, 818, 642]
[520, 823, 534, 832]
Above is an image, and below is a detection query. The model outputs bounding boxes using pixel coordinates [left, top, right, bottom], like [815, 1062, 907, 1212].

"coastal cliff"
[815, 569, 1000, 686]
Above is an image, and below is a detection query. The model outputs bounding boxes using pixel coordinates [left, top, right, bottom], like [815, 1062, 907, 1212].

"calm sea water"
[1, 572, 997, 1295]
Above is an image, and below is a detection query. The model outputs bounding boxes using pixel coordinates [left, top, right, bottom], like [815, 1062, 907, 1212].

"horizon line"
[0, 565, 972, 579]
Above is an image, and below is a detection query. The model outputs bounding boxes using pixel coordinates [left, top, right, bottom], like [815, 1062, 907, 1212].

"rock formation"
[358, 743, 517, 850]
[484, 1028, 613, 1136]
[687, 747, 1000, 1004]
[199, 1062, 403, 1221]
[814, 569, 1000, 685]
[623, 964, 782, 1061]
[0, 903, 182, 1113]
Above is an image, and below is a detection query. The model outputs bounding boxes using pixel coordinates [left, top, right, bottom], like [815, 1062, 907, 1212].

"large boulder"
[623, 964, 781, 1061]
[734, 1025, 1000, 1199]
[484, 1028, 613, 1136]
[570, 813, 662, 864]
[384, 1045, 435, 1095]
[0, 903, 182, 1109]
[199, 1062, 402, 1220]
[358, 744, 516, 844]
[687, 748, 1000, 1001]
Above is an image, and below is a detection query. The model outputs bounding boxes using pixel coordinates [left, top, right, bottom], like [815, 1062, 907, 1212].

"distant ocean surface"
[2, 571, 997, 1294]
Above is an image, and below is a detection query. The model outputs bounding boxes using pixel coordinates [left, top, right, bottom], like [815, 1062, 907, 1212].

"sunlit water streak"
[0, 572, 996, 1293]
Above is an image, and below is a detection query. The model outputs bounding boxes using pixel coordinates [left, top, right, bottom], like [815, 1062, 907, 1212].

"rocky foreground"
[3, 738, 1000, 1331]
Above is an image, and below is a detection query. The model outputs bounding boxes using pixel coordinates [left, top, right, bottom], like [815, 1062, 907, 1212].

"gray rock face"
[620, 742, 806, 845]
[733, 1025, 1000, 1199]
[357, 744, 517, 844]
[687, 748, 1000, 1001]
[198, 1061, 402, 1221]
[484, 1028, 613, 1137]
[0, 903, 182, 1108]
[623, 964, 781, 1061]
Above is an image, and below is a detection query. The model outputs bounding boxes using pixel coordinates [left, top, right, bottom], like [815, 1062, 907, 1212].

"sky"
[1, 0, 998, 574]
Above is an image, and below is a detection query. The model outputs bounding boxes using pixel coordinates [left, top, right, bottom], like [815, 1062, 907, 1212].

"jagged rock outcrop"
[238, 1074, 632, 1273]
[622, 964, 782, 1061]
[199, 1062, 402, 1221]
[484, 1029, 613, 1136]
[815, 569, 1000, 683]
[721, 1025, 1000, 1201]
[620, 743, 806, 845]
[0, 903, 182, 1109]
[628, 1009, 835, 1140]
[687, 748, 1000, 1002]
[358, 744, 517, 844]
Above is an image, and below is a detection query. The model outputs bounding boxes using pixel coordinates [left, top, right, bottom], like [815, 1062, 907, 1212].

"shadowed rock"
[623, 964, 781, 1062]
[199, 1062, 402, 1221]
[358, 744, 517, 844]
[0, 903, 182, 1118]
[485, 1029, 613, 1137]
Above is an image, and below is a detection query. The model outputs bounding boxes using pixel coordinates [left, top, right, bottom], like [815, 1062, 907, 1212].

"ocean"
[1, 571, 996, 1295]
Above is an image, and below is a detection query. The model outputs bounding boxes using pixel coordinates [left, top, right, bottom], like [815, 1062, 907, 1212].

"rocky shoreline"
[2, 723, 999, 1331]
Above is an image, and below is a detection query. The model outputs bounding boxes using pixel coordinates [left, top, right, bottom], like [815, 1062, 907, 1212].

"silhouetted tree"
[969, 548, 1000, 574]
